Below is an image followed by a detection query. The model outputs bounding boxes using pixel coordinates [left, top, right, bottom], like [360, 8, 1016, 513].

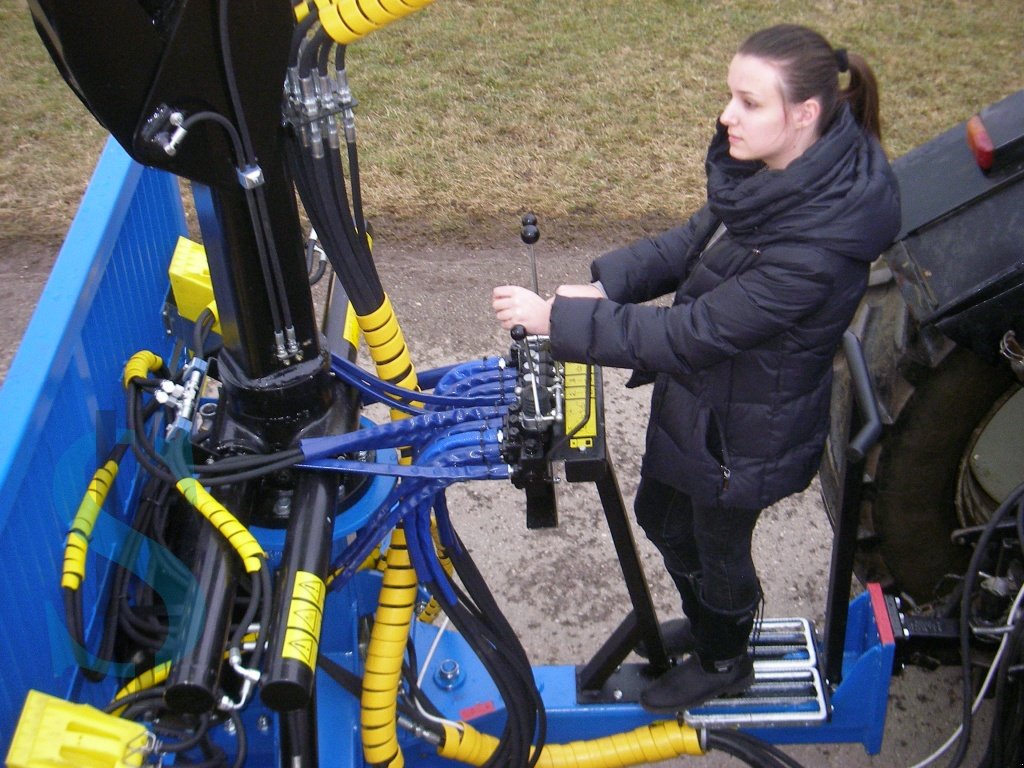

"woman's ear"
[794, 98, 821, 130]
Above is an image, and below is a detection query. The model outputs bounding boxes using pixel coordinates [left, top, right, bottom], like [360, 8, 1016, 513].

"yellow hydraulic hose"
[417, 517, 453, 623]
[438, 719, 705, 768]
[175, 478, 266, 574]
[361, 526, 418, 768]
[297, 0, 436, 45]
[356, 293, 422, 421]
[109, 661, 172, 716]
[62, 459, 120, 591]
[122, 351, 163, 389]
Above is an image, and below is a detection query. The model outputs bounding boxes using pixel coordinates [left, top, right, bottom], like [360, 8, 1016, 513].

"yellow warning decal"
[563, 362, 598, 449]
[281, 570, 326, 670]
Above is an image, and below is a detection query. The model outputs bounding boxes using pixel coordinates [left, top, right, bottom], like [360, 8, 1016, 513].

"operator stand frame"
[562, 330, 886, 704]
[543, 365, 673, 701]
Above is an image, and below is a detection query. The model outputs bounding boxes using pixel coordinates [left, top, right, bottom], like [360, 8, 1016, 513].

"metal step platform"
[684, 617, 829, 728]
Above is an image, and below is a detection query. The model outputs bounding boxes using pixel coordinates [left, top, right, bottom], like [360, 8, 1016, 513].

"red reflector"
[966, 114, 994, 171]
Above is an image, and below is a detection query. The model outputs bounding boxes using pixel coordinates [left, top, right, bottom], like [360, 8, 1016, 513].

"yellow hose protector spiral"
[122, 350, 163, 389]
[356, 293, 422, 421]
[175, 478, 265, 574]
[109, 661, 172, 716]
[439, 719, 705, 767]
[361, 526, 418, 768]
[303, 0, 435, 45]
[62, 460, 119, 590]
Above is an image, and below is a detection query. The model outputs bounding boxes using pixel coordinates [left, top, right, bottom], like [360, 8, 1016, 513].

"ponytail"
[841, 52, 881, 140]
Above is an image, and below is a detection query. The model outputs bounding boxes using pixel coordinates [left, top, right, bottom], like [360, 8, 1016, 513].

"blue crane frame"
[0, 138, 896, 764]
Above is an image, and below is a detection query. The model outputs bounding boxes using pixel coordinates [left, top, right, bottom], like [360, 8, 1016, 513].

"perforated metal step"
[684, 617, 829, 728]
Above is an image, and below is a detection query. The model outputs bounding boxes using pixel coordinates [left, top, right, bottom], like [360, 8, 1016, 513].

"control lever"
[521, 212, 540, 294]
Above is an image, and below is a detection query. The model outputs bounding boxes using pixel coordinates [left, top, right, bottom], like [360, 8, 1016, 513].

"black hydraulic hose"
[251, 565, 273, 671]
[328, 143, 380, 296]
[156, 713, 212, 754]
[104, 687, 166, 715]
[982, 499, 1024, 768]
[985, 611, 1024, 767]
[179, 111, 247, 166]
[195, 454, 306, 486]
[345, 130, 370, 254]
[127, 383, 176, 485]
[331, 44, 373, 273]
[434, 587, 537, 768]
[314, 151, 383, 310]
[706, 731, 783, 767]
[192, 308, 217, 356]
[228, 570, 260, 653]
[96, 479, 173, 672]
[216, 0, 294, 342]
[287, 141, 354, 293]
[298, 23, 330, 78]
[948, 484, 1024, 768]
[180, 108, 292, 340]
[216, 0, 256, 164]
[290, 7, 319, 69]
[228, 709, 247, 768]
[718, 730, 807, 768]
[290, 138, 381, 311]
[437, 528, 546, 768]
[193, 447, 304, 476]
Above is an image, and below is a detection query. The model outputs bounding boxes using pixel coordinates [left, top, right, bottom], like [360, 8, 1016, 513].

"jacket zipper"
[709, 408, 732, 492]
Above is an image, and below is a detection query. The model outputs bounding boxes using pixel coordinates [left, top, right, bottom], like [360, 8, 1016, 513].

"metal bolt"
[435, 658, 464, 690]
[612, 689, 623, 701]
[256, 715, 271, 734]
[223, 718, 237, 735]
[438, 659, 460, 681]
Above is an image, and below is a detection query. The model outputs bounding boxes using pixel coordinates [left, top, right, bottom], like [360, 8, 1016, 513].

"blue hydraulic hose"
[405, 489, 459, 605]
[433, 356, 504, 394]
[331, 354, 504, 409]
[301, 406, 505, 460]
[325, 444, 507, 591]
[435, 368, 509, 397]
[416, 428, 501, 466]
[439, 382, 512, 403]
[300, 457, 507, 481]
[332, 367, 426, 415]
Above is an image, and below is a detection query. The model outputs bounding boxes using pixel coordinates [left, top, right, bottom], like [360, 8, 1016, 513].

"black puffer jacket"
[549, 106, 900, 509]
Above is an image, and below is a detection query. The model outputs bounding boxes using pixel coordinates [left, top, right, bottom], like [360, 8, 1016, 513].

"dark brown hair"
[739, 24, 882, 140]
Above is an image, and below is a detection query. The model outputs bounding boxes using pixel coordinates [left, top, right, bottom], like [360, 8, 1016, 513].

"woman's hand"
[492, 285, 553, 334]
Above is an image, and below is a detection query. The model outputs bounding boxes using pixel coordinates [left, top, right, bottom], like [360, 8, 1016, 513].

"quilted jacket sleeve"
[550, 243, 841, 374]
[589, 206, 717, 304]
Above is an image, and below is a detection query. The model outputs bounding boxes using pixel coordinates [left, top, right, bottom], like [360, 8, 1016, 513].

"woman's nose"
[720, 100, 737, 125]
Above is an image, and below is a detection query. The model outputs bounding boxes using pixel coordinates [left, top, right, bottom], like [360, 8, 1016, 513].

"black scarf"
[703, 105, 887, 253]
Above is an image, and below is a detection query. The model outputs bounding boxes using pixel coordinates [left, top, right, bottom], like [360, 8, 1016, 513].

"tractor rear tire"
[826, 278, 1016, 604]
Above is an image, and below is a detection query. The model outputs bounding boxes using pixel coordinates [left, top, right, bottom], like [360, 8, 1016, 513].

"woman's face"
[720, 54, 819, 170]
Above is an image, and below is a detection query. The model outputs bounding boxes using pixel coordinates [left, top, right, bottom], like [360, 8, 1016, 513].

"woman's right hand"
[492, 285, 553, 334]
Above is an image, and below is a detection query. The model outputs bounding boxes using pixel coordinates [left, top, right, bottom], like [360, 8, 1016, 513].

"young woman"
[492, 24, 901, 712]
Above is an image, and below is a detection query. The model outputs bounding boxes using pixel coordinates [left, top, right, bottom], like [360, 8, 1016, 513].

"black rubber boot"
[640, 595, 757, 714]
[636, 571, 701, 658]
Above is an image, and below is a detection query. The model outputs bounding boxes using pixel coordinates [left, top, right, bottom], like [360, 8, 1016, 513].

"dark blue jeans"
[634, 476, 762, 613]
